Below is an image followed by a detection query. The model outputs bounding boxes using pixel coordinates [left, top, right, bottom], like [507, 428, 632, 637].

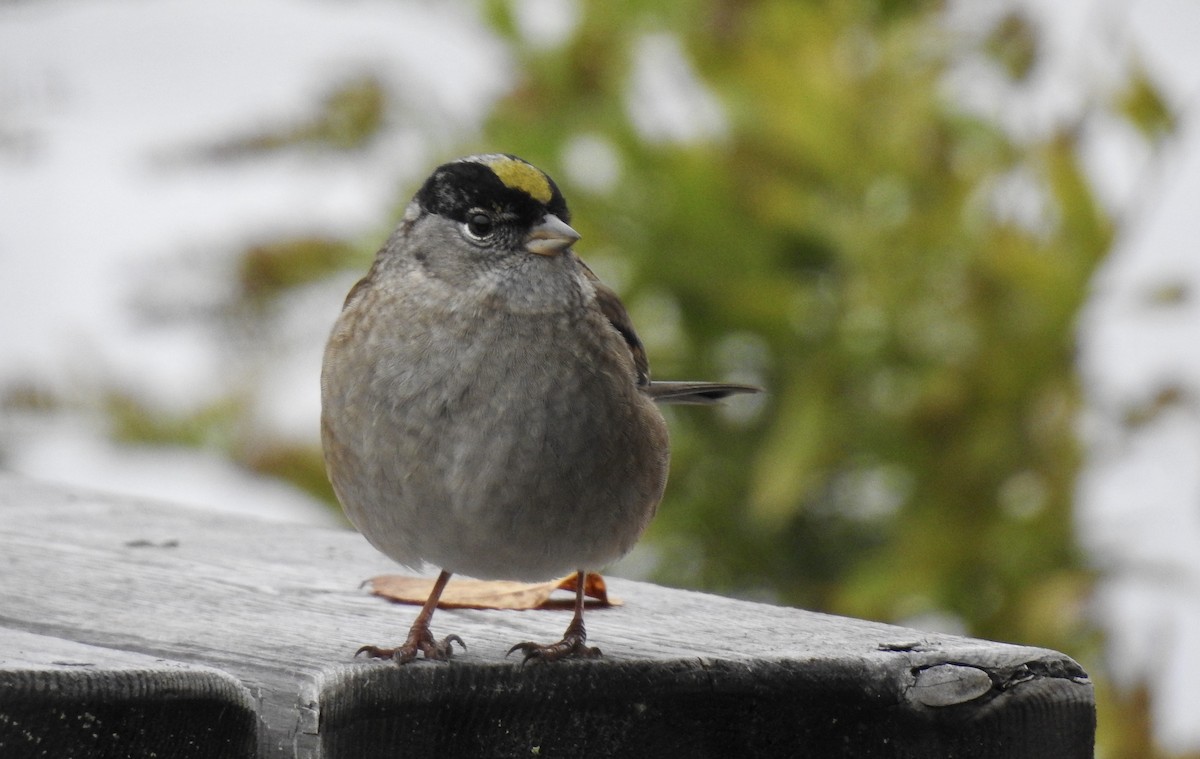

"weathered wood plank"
[0, 474, 1094, 758]
[0, 629, 256, 758]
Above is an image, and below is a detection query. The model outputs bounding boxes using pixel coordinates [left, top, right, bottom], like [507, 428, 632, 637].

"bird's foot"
[507, 619, 601, 664]
[356, 627, 465, 664]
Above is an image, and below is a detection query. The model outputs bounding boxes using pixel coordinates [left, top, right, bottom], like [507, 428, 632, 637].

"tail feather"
[643, 381, 762, 405]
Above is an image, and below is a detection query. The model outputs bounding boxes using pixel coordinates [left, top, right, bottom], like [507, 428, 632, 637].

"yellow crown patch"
[484, 156, 553, 205]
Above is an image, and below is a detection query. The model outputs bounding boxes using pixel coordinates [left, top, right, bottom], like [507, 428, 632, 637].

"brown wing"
[578, 259, 651, 386]
[578, 258, 764, 403]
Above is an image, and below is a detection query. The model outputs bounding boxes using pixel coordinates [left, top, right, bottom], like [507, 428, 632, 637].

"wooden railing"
[0, 474, 1095, 758]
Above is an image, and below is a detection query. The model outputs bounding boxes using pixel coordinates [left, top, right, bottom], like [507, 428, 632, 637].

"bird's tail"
[644, 382, 762, 405]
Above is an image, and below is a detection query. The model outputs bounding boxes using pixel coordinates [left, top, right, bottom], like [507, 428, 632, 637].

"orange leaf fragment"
[367, 572, 621, 610]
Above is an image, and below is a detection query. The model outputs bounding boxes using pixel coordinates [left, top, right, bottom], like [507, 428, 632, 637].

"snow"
[1074, 0, 1200, 751]
[1076, 112, 1200, 754]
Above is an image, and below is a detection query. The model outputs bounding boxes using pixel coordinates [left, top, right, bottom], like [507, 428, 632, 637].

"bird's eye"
[464, 212, 495, 241]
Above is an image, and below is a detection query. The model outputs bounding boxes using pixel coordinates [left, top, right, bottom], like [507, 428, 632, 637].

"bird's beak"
[524, 214, 580, 257]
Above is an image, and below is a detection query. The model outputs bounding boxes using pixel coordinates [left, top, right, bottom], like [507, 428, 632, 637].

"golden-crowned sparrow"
[321, 154, 759, 664]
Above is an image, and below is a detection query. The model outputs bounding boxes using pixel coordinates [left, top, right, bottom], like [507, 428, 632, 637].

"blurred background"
[2, 0, 1198, 755]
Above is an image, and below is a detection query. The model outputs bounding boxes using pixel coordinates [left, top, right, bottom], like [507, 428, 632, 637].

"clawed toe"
[356, 632, 465, 664]
[432, 634, 466, 659]
[355, 643, 399, 660]
[507, 633, 601, 664]
[504, 570, 603, 664]
[357, 570, 606, 665]
[355, 570, 465, 665]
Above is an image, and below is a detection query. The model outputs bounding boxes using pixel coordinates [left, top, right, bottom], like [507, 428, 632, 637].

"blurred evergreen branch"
[197, 75, 387, 160]
[475, 4, 1187, 755]
[482, 0, 1108, 645]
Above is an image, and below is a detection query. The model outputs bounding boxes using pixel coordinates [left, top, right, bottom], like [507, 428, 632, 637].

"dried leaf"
[367, 572, 621, 610]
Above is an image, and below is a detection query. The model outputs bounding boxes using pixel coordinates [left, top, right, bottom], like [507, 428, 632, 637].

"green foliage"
[1119, 63, 1176, 141]
[106, 390, 340, 508]
[238, 236, 359, 305]
[107, 392, 244, 450]
[484, 0, 1114, 658]
[200, 75, 387, 159]
[244, 441, 339, 507]
[984, 11, 1039, 82]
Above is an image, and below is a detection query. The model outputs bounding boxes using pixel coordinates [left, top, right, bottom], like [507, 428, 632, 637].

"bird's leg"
[507, 570, 602, 663]
[356, 569, 465, 664]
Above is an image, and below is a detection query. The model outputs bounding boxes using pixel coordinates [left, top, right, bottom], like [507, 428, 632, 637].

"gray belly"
[323, 308, 669, 580]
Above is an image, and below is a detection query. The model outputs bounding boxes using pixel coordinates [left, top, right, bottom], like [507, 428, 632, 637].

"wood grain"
[0, 474, 1094, 758]
[0, 628, 256, 758]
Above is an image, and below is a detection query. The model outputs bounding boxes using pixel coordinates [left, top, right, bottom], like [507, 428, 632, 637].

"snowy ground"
[2, 0, 1199, 749]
